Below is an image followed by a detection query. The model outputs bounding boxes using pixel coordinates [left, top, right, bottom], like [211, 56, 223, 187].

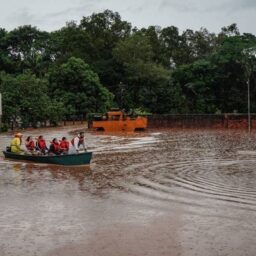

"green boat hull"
[3, 151, 92, 166]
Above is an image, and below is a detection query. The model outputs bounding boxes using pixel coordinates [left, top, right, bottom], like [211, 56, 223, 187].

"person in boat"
[25, 136, 36, 154]
[48, 138, 61, 155]
[36, 135, 48, 155]
[59, 137, 69, 154]
[10, 133, 24, 154]
[70, 132, 87, 154]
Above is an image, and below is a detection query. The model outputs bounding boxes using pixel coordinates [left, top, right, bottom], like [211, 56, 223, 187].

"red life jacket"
[71, 136, 84, 146]
[60, 140, 69, 150]
[38, 139, 47, 150]
[26, 140, 35, 151]
[51, 142, 60, 153]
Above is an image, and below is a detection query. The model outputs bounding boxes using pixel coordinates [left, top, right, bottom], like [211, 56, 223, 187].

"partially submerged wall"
[148, 114, 256, 130]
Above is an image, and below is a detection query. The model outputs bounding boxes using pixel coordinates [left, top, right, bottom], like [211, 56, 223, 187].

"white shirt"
[71, 136, 86, 153]
[73, 136, 80, 151]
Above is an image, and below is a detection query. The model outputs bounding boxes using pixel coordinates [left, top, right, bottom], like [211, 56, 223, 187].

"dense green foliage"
[48, 57, 113, 117]
[0, 72, 65, 127]
[0, 10, 256, 127]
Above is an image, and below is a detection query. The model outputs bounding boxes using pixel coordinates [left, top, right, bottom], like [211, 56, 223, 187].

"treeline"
[0, 9, 256, 128]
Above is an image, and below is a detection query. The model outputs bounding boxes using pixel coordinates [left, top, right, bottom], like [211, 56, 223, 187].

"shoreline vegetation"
[0, 10, 256, 131]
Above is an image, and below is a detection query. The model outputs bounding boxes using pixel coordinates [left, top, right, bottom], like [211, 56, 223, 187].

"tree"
[210, 35, 256, 112]
[113, 32, 155, 108]
[1, 10, 256, 121]
[159, 26, 180, 67]
[113, 31, 185, 113]
[216, 23, 240, 46]
[3, 25, 53, 76]
[78, 10, 132, 90]
[79, 10, 131, 60]
[0, 72, 65, 127]
[172, 60, 217, 113]
[171, 34, 256, 113]
[140, 26, 165, 65]
[48, 57, 113, 117]
[0, 28, 13, 73]
[50, 21, 91, 65]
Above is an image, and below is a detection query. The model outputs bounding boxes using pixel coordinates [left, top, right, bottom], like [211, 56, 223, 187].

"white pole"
[248, 80, 251, 133]
[0, 93, 2, 115]
[0, 93, 2, 130]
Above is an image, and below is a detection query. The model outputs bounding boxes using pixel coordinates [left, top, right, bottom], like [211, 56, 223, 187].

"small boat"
[3, 151, 92, 166]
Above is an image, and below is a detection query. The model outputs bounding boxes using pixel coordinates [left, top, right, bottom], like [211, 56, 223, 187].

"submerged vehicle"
[91, 109, 148, 132]
[3, 151, 92, 166]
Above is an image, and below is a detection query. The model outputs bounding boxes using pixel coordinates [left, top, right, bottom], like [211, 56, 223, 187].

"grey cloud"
[233, 0, 256, 9]
[6, 8, 41, 27]
[159, 0, 204, 13]
[41, 1, 97, 20]
[121, 5, 144, 14]
[159, 0, 256, 14]
[5, 0, 104, 30]
[120, 0, 147, 14]
[203, 0, 256, 13]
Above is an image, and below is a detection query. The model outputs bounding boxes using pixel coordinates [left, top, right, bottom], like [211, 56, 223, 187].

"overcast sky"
[0, 0, 256, 34]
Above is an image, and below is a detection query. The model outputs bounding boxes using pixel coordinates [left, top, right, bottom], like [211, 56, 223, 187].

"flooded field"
[1, 126, 256, 256]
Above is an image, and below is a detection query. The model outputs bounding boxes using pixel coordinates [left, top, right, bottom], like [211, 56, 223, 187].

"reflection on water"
[1, 127, 256, 256]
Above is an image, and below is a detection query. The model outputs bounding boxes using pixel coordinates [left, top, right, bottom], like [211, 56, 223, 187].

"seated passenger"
[49, 138, 61, 155]
[25, 136, 40, 155]
[36, 135, 48, 155]
[25, 136, 35, 153]
[10, 133, 24, 154]
[59, 137, 69, 154]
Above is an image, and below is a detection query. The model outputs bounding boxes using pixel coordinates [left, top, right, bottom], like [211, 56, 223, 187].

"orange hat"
[15, 132, 23, 137]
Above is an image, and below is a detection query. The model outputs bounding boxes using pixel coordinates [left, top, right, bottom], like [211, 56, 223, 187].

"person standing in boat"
[36, 135, 48, 155]
[70, 132, 87, 154]
[10, 133, 24, 154]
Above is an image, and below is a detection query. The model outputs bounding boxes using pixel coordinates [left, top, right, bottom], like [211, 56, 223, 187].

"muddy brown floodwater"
[1, 126, 256, 256]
